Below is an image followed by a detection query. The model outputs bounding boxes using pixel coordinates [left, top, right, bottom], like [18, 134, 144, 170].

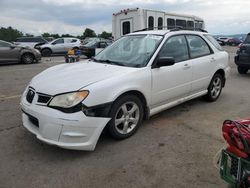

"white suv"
[21, 30, 230, 151]
[39, 37, 81, 56]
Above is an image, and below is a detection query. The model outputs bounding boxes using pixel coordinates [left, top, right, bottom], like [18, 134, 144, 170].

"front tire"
[22, 53, 34, 64]
[204, 74, 223, 102]
[238, 66, 248, 74]
[41, 48, 52, 57]
[108, 95, 144, 140]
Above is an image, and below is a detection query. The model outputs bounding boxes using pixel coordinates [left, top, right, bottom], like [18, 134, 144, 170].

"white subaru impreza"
[21, 30, 230, 150]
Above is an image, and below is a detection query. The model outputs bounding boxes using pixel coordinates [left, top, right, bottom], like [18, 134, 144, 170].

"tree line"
[0, 26, 112, 42]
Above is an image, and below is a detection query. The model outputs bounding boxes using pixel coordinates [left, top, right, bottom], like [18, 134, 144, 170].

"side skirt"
[149, 90, 208, 117]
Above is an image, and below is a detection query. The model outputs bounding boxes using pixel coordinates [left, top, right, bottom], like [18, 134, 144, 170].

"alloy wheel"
[114, 102, 140, 135]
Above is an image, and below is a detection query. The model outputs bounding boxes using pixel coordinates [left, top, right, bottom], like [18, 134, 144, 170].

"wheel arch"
[113, 90, 149, 120]
[214, 69, 226, 87]
[41, 47, 52, 53]
[20, 52, 35, 62]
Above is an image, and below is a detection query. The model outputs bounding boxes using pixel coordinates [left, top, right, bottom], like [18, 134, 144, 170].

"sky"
[0, 0, 250, 36]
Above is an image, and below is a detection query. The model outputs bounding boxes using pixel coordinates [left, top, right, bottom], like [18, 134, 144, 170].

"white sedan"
[21, 30, 230, 150]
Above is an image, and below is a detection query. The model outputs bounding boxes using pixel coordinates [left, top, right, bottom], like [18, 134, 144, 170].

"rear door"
[185, 35, 215, 94]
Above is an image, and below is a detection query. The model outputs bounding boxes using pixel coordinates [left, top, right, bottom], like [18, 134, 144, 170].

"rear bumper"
[235, 55, 250, 68]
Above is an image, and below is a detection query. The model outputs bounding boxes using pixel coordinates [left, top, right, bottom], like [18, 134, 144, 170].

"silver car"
[0, 40, 41, 64]
[39, 37, 81, 56]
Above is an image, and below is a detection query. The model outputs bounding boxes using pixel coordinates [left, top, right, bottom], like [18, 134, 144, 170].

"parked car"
[217, 37, 231, 44]
[227, 38, 242, 46]
[80, 40, 110, 58]
[0, 40, 41, 64]
[81, 37, 101, 45]
[14, 37, 48, 48]
[235, 33, 250, 74]
[39, 38, 81, 56]
[21, 30, 230, 151]
[216, 38, 225, 46]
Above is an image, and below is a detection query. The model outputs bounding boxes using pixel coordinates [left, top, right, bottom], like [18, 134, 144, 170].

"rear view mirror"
[153, 57, 175, 68]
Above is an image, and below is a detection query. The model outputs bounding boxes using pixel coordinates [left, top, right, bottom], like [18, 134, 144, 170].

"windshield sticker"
[146, 35, 162, 40]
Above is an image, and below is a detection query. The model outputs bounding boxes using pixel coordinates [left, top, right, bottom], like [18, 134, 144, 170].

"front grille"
[37, 94, 51, 104]
[26, 89, 35, 103]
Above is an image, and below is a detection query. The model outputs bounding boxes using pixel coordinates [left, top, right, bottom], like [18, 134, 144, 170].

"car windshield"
[85, 41, 97, 47]
[93, 34, 163, 67]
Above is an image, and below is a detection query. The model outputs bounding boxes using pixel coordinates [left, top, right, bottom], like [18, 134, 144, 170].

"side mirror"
[10, 44, 16, 49]
[153, 57, 175, 68]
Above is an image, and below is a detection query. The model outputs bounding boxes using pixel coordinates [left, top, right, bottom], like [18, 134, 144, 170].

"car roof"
[127, 29, 208, 36]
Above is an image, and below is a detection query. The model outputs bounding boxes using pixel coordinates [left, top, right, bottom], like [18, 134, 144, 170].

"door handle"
[183, 64, 191, 70]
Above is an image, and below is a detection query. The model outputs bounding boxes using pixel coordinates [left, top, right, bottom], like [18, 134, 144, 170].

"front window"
[52, 38, 64, 44]
[94, 35, 163, 67]
[158, 35, 189, 63]
[0, 41, 11, 47]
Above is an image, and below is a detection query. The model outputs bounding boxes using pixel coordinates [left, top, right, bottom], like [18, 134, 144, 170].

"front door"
[151, 35, 192, 107]
[0, 41, 20, 62]
[51, 38, 65, 53]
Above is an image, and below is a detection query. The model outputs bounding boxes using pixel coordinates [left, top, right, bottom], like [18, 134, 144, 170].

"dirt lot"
[0, 47, 249, 188]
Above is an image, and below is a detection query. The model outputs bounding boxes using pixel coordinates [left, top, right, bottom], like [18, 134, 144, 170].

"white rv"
[112, 8, 205, 40]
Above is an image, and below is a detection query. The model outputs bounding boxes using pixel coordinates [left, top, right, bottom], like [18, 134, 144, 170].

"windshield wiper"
[97, 59, 126, 66]
[91, 57, 99, 62]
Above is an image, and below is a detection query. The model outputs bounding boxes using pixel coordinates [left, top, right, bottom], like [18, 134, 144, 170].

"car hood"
[30, 61, 136, 95]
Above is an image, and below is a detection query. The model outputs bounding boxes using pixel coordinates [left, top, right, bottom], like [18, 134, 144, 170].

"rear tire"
[41, 48, 52, 57]
[22, 53, 34, 64]
[107, 95, 144, 140]
[237, 66, 248, 74]
[204, 73, 223, 102]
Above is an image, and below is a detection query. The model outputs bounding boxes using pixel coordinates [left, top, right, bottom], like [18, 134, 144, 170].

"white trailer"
[112, 8, 205, 40]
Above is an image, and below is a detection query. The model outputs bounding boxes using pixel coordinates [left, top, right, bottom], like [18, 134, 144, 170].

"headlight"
[48, 90, 89, 108]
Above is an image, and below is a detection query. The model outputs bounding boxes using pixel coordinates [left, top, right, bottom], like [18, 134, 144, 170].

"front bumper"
[34, 52, 42, 62]
[20, 92, 110, 151]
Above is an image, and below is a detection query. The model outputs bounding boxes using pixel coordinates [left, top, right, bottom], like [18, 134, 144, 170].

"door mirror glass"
[154, 57, 175, 68]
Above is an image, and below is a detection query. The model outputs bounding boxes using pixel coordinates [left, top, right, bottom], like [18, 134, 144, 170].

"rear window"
[244, 34, 250, 44]
[204, 35, 224, 51]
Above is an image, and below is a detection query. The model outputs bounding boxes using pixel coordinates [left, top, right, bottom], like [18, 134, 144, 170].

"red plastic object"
[223, 119, 250, 158]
